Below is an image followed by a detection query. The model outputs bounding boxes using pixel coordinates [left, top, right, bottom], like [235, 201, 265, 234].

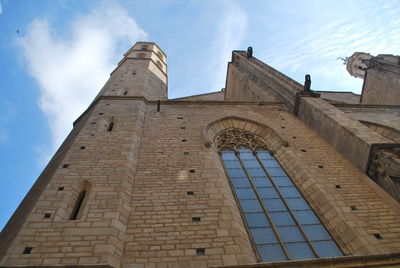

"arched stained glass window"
[217, 129, 342, 262]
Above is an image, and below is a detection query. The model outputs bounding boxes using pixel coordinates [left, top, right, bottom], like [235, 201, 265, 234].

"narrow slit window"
[69, 190, 86, 220]
[107, 121, 114, 132]
[217, 129, 342, 263]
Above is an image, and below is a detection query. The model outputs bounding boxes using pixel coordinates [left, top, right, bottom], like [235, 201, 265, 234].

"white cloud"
[0, 2, 2, 14]
[18, 3, 147, 159]
[210, 1, 248, 90]
[256, 1, 400, 93]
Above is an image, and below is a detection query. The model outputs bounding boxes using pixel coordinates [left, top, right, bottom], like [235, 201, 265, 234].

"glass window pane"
[238, 147, 251, 153]
[221, 146, 343, 261]
[279, 187, 301, 198]
[224, 160, 242, 168]
[231, 178, 251, 188]
[257, 151, 274, 160]
[250, 228, 278, 244]
[269, 212, 295, 226]
[293, 210, 320, 225]
[247, 168, 266, 177]
[242, 160, 262, 168]
[244, 213, 270, 227]
[258, 187, 279, 199]
[235, 188, 257, 199]
[263, 198, 286, 212]
[266, 167, 287, 177]
[226, 168, 246, 178]
[257, 244, 287, 262]
[312, 240, 342, 258]
[303, 224, 331, 241]
[239, 152, 256, 160]
[221, 152, 237, 160]
[240, 199, 263, 212]
[285, 242, 315, 259]
[260, 159, 280, 168]
[277, 226, 305, 243]
[252, 177, 273, 187]
[286, 198, 310, 211]
[271, 176, 294, 187]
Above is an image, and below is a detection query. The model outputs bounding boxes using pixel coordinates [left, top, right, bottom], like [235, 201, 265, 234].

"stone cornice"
[73, 95, 285, 127]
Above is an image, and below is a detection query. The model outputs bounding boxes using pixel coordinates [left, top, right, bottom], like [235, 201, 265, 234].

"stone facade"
[1, 43, 400, 267]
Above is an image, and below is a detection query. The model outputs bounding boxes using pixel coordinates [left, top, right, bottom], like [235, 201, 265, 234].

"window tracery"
[217, 128, 342, 262]
[216, 129, 267, 152]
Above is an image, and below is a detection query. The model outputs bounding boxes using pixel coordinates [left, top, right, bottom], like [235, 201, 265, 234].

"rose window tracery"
[216, 129, 267, 152]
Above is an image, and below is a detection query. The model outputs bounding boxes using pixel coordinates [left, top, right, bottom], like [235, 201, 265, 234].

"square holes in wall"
[181, 127, 186, 129]
[62, 164, 69, 168]
[80, 146, 86, 150]
[351, 206, 358, 211]
[187, 191, 194, 195]
[373, 233, 383, 240]
[192, 217, 201, 222]
[58, 186, 64, 191]
[184, 152, 189, 155]
[177, 117, 183, 119]
[182, 139, 187, 142]
[189, 170, 195, 173]
[196, 248, 205, 256]
[44, 213, 51, 219]
[300, 149, 307, 152]
[23, 247, 33, 255]
[318, 165, 324, 168]
[335, 185, 341, 189]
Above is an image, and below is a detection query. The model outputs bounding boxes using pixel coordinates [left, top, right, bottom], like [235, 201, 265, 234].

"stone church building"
[1, 42, 400, 267]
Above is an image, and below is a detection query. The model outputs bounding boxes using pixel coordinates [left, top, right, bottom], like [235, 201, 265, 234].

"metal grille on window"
[217, 129, 342, 262]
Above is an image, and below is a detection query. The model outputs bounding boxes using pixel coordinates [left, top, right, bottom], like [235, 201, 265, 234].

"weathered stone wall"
[99, 43, 167, 101]
[338, 106, 400, 133]
[3, 101, 400, 267]
[225, 52, 301, 109]
[317, 91, 360, 104]
[1, 99, 146, 267]
[297, 98, 391, 171]
[119, 102, 400, 267]
[2, 43, 400, 268]
[225, 63, 282, 103]
[173, 91, 225, 102]
[0, 101, 91, 261]
[360, 56, 400, 105]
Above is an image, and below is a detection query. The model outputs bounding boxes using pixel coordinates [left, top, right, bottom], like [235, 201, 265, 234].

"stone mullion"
[254, 151, 320, 258]
[236, 150, 291, 260]
[219, 151, 263, 263]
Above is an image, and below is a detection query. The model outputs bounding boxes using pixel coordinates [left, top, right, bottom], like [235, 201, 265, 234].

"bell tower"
[100, 42, 168, 100]
[347, 52, 400, 105]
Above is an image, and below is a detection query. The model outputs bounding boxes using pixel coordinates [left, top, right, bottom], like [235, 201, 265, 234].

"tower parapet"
[346, 52, 372, 78]
[101, 41, 168, 100]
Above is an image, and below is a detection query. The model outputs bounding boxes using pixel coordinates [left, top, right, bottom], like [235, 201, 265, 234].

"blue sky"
[0, 0, 399, 229]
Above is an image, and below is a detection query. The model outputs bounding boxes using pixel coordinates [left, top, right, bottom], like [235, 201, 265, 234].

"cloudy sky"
[0, 0, 399, 229]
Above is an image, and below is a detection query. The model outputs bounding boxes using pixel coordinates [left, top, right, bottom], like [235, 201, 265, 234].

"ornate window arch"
[217, 129, 342, 262]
